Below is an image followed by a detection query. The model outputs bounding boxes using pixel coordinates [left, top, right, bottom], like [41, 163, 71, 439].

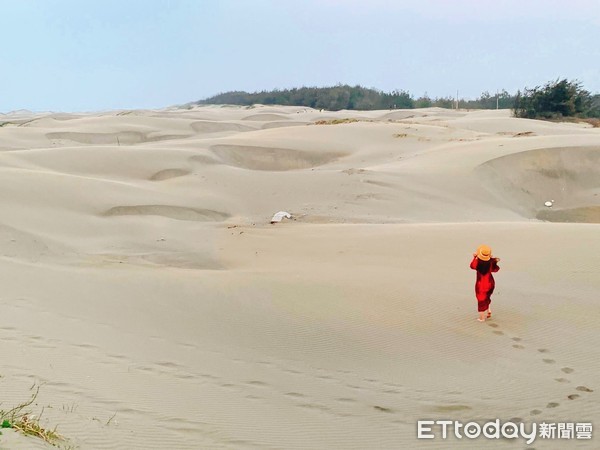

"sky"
[1, 0, 599, 112]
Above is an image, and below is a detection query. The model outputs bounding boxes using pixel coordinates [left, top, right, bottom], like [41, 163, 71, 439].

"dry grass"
[578, 118, 600, 128]
[545, 117, 600, 128]
[314, 118, 362, 125]
[1, 386, 66, 447]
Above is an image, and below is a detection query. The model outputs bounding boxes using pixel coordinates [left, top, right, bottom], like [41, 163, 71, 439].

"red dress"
[470, 256, 500, 311]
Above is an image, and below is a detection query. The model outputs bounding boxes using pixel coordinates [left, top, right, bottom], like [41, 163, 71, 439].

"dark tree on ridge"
[513, 79, 598, 119]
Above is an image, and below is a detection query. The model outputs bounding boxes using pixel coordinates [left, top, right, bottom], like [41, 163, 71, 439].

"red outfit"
[470, 256, 500, 311]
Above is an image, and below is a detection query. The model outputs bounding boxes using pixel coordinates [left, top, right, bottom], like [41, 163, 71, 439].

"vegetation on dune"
[513, 79, 600, 119]
[197, 85, 413, 110]
[1, 386, 67, 447]
[194, 84, 517, 111]
[193, 81, 600, 121]
[314, 118, 363, 125]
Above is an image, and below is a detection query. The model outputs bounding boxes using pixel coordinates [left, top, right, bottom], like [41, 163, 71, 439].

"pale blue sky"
[1, 0, 599, 112]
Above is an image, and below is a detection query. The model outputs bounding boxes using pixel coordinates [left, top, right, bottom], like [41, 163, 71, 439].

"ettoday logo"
[417, 420, 592, 444]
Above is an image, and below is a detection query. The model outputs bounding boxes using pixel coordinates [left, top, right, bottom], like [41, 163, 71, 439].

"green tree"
[432, 96, 454, 109]
[513, 79, 593, 119]
[415, 93, 432, 108]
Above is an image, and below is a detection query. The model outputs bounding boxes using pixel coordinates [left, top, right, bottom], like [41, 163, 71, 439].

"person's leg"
[477, 300, 487, 321]
[487, 299, 492, 318]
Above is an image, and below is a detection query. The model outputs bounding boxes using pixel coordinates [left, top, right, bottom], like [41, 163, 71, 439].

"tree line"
[194, 81, 599, 119]
[194, 85, 516, 111]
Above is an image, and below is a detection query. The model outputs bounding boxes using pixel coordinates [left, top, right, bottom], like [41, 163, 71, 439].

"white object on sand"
[544, 201, 553, 207]
[270, 211, 292, 223]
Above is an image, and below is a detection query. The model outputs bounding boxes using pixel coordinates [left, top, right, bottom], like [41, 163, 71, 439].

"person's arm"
[470, 255, 478, 270]
[491, 258, 500, 272]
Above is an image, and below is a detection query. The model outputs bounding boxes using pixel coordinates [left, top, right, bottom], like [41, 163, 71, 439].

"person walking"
[470, 245, 500, 322]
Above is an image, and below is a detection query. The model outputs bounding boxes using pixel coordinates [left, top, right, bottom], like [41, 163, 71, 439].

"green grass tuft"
[1, 385, 67, 447]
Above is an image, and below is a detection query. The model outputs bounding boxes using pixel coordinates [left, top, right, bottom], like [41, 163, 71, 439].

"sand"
[0, 105, 598, 449]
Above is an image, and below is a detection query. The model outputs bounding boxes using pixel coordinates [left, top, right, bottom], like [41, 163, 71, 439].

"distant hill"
[192, 85, 516, 111]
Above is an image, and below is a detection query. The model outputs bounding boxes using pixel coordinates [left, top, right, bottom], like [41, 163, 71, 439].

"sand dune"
[537, 205, 600, 223]
[241, 113, 291, 121]
[190, 121, 256, 134]
[210, 144, 346, 171]
[0, 105, 598, 449]
[103, 205, 230, 222]
[261, 121, 308, 130]
[479, 146, 600, 219]
[149, 168, 191, 181]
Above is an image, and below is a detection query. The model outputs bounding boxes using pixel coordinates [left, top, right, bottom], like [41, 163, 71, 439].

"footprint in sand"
[373, 405, 394, 413]
[382, 389, 402, 394]
[298, 403, 331, 412]
[336, 398, 356, 403]
[199, 373, 218, 380]
[285, 392, 306, 398]
[316, 375, 334, 381]
[257, 360, 273, 366]
[482, 316, 581, 415]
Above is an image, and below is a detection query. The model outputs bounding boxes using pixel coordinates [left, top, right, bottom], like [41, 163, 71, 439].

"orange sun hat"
[476, 245, 492, 261]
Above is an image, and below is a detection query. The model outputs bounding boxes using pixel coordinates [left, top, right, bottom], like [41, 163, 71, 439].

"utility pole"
[456, 90, 459, 110]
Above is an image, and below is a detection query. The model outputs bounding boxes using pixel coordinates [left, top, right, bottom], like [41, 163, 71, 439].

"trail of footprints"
[0, 323, 376, 423]
[0, 305, 416, 430]
[486, 321, 594, 415]
[19, 313, 597, 427]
